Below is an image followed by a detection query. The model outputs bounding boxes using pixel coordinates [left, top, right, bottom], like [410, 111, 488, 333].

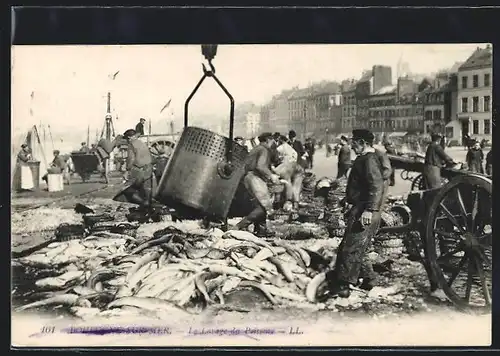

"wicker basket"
[54, 223, 87, 241]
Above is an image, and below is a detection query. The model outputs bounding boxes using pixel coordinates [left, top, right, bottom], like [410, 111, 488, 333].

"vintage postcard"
[11, 43, 492, 347]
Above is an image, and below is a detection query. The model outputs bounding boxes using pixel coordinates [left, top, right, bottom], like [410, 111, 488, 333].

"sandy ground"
[11, 146, 492, 348]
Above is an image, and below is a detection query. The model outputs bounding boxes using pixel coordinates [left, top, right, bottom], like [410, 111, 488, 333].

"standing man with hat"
[234, 132, 281, 237]
[324, 129, 386, 298]
[135, 118, 146, 136]
[466, 139, 484, 174]
[122, 129, 156, 208]
[337, 135, 352, 179]
[423, 133, 457, 189]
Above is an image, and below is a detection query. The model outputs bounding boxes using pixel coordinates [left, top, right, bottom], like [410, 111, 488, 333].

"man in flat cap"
[324, 129, 386, 298]
[423, 132, 457, 189]
[337, 135, 352, 179]
[122, 129, 156, 207]
[135, 118, 146, 136]
[79, 142, 89, 153]
[466, 139, 484, 174]
[42, 150, 71, 185]
[234, 132, 281, 237]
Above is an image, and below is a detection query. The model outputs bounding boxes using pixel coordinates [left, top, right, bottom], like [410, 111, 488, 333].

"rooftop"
[373, 85, 397, 95]
[459, 46, 492, 71]
[358, 70, 373, 83]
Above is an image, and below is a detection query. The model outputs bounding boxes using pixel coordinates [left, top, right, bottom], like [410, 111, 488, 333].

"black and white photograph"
[11, 43, 492, 347]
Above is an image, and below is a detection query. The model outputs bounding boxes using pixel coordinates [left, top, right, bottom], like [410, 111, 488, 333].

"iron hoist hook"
[184, 45, 236, 178]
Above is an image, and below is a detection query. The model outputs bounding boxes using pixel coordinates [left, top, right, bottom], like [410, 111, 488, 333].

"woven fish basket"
[55, 223, 87, 241]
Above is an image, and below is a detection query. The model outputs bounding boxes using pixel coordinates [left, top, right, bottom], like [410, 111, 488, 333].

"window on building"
[426, 124, 431, 133]
[484, 119, 491, 135]
[462, 76, 468, 89]
[461, 97, 468, 113]
[472, 97, 479, 112]
[484, 96, 491, 112]
[473, 75, 479, 88]
[484, 73, 490, 87]
[473, 120, 479, 135]
[425, 111, 432, 121]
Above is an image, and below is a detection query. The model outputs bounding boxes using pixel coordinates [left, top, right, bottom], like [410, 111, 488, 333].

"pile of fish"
[12, 207, 82, 235]
[13, 223, 343, 320]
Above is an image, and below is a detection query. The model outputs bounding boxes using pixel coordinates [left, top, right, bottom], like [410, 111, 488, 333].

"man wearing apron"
[234, 132, 281, 237]
[123, 129, 156, 208]
[16, 144, 34, 191]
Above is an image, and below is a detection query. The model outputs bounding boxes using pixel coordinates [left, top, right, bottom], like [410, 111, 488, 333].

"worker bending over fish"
[122, 129, 157, 208]
[324, 129, 386, 299]
[234, 132, 281, 237]
[272, 134, 301, 211]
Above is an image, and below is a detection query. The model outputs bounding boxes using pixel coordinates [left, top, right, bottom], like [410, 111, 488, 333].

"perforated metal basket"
[155, 127, 248, 220]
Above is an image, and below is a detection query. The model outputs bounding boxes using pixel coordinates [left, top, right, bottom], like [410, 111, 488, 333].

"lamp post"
[303, 103, 307, 141]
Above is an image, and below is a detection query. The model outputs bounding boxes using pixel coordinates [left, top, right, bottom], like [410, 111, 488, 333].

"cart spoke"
[455, 187, 469, 229]
[439, 203, 466, 233]
[470, 188, 479, 234]
[447, 253, 468, 287]
[477, 233, 492, 245]
[434, 229, 461, 241]
[464, 260, 473, 302]
[473, 256, 491, 306]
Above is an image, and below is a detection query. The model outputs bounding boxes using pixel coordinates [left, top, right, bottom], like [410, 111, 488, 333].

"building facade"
[367, 80, 424, 134]
[456, 45, 493, 141]
[341, 80, 357, 133]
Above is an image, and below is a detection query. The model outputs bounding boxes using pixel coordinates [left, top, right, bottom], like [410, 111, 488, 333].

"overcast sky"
[12, 43, 489, 137]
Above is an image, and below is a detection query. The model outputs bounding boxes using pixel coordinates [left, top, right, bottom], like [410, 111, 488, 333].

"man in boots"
[234, 132, 281, 237]
[323, 129, 386, 299]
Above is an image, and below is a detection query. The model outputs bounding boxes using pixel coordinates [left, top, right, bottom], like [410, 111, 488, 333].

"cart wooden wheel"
[410, 174, 424, 191]
[425, 174, 492, 311]
[149, 140, 172, 158]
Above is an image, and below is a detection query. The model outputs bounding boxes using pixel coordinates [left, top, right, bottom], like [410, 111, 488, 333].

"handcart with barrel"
[376, 154, 492, 311]
[69, 151, 100, 183]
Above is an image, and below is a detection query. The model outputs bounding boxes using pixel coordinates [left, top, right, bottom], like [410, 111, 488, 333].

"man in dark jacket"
[486, 150, 492, 176]
[304, 137, 316, 169]
[466, 139, 484, 173]
[337, 135, 352, 178]
[135, 118, 146, 136]
[423, 133, 457, 189]
[234, 132, 281, 237]
[325, 129, 386, 298]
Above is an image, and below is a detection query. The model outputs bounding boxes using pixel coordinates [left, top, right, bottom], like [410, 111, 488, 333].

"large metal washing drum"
[155, 126, 248, 220]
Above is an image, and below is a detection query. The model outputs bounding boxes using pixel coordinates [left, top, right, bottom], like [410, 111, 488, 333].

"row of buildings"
[233, 45, 492, 143]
